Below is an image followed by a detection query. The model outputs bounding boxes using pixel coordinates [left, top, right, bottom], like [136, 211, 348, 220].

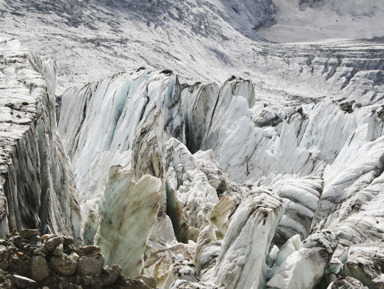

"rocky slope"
[0, 229, 157, 288]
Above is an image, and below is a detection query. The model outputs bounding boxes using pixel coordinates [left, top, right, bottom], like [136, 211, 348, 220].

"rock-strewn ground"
[0, 229, 156, 289]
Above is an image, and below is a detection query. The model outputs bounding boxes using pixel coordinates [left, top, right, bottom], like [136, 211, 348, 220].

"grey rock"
[76, 245, 101, 256]
[53, 243, 64, 256]
[29, 235, 41, 243]
[51, 253, 78, 276]
[329, 276, 369, 288]
[20, 229, 39, 239]
[81, 275, 103, 289]
[45, 236, 63, 251]
[66, 244, 78, 254]
[23, 241, 43, 252]
[40, 246, 49, 256]
[70, 252, 80, 262]
[134, 275, 157, 289]
[78, 254, 105, 277]
[101, 265, 122, 286]
[0, 239, 12, 246]
[40, 234, 56, 241]
[63, 236, 75, 245]
[31, 255, 49, 282]
[0, 245, 9, 270]
[0, 269, 12, 287]
[11, 274, 37, 288]
[8, 253, 25, 275]
[10, 235, 25, 249]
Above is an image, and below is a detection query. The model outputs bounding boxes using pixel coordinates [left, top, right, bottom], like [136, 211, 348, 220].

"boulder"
[51, 253, 77, 276]
[101, 265, 122, 286]
[10, 235, 25, 249]
[31, 255, 49, 281]
[63, 236, 75, 245]
[134, 275, 157, 289]
[20, 229, 39, 239]
[81, 275, 103, 288]
[76, 245, 100, 256]
[45, 236, 64, 251]
[53, 244, 64, 256]
[78, 254, 105, 277]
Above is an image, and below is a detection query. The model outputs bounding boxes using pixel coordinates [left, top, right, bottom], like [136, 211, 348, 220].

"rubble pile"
[0, 229, 156, 289]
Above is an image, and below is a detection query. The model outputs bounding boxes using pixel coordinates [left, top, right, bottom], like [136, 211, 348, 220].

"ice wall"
[0, 38, 81, 240]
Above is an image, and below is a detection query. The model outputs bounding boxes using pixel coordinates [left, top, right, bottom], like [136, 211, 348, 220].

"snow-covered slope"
[1, 0, 383, 104]
[259, 0, 384, 43]
[0, 0, 270, 92]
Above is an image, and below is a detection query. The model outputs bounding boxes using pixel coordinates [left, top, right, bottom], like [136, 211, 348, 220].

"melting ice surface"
[58, 67, 384, 288]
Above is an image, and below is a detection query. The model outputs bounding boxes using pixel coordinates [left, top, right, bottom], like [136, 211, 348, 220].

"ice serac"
[313, 113, 384, 224]
[342, 243, 384, 289]
[58, 70, 182, 202]
[58, 70, 184, 242]
[177, 75, 384, 288]
[267, 231, 338, 289]
[58, 69, 193, 281]
[0, 38, 81, 239]
[95, 109, 164, 276]
[181, 82, 219, 154]
[211, 189, 284, 289]
[165, 138, 219, 242]
[270, 175, 323, 245]
[95, 168, 161, 276]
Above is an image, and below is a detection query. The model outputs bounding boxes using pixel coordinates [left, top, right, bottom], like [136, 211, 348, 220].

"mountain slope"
[1, 0, 383, 104]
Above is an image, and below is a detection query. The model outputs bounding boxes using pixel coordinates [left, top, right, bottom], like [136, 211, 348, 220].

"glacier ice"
[54, 66, 384, 288]
[0, 38, 81, 240]
[211, 189, 284, 289]
[2, 29, 384, 288]
[267, 231, 338, 289]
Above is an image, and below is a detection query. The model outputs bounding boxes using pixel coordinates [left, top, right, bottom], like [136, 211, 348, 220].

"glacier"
[55, 65, 384, 288]
[0, 0, 384, 288]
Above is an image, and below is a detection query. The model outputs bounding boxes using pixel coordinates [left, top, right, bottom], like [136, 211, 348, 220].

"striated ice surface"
[56, 65, 384, 288]
[1, 1, 384, 287]
[0, 38, 81, 240]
